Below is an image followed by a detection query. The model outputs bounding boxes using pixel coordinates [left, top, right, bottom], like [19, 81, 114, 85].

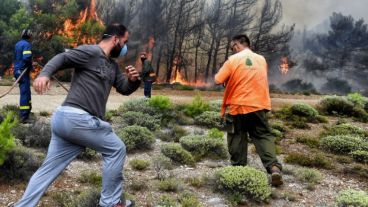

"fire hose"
[0, 64, 69, 99]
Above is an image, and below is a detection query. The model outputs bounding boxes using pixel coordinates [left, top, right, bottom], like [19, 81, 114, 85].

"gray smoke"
[281, 0, 368, 30]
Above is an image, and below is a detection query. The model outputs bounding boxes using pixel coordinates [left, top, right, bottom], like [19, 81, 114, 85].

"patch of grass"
[343, 163, 368, 179]
[296, 135, 320, 148]
[294, 168, 323, 190]
[284, 152, 332, 169]
[78, 171, 102, 186]
[216, 166, 271, 202]
[161, 143, 195, 166]
[129, 159, 150, 171]
[157, 177, 182, 192]
[336, 189, 368, 207]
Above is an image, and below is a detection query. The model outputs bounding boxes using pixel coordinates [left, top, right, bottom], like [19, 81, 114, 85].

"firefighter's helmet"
[21, 29, 32, 39]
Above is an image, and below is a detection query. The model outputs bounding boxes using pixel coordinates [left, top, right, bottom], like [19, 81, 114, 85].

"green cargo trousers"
[225, 109, 282, 173]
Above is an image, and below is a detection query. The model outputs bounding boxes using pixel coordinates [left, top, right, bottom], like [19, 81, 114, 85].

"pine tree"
[0, 112, 17, 166]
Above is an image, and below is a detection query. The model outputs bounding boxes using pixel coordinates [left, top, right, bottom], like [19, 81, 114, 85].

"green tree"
[0, 112, 17, 166]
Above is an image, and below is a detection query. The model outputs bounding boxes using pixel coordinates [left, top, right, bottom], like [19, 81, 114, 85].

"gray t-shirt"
[39, 45, 141, 120]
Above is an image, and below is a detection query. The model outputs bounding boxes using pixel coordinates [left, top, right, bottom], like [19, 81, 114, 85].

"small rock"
[11, 190, 16, 194]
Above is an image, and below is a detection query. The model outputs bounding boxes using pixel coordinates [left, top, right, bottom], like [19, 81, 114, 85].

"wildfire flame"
[279, 56, 289, 75]
[60, 0, 104, 48]
[170, 57, 210, 87]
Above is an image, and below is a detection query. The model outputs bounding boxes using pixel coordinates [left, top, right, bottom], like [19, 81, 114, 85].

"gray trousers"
[15, 106, 126, 207]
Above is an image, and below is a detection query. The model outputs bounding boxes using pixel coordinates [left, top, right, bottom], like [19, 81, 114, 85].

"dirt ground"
[0, 84, 321, 112]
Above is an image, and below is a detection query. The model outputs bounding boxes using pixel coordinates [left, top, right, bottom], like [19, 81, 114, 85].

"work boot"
[114, 200, 135, 207]
[271, 166, 283, 187]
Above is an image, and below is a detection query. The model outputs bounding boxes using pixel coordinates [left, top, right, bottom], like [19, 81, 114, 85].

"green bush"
[156, 125, 188, 142]
[208, 128, 224, 139]
[161, 143, 195, 166]
[270, 121, 287, 132]
[78, 171, 102, 186]
[118, 98, 156, 116]
[290, 103, 319, 119]
[148, 95, 172, 111]
[209, 100, 222, 112]
[184, 94, 210, 117]
[170, 125, 188, 142]
[157, 177, 182, 192]
[284, 152, 332, 169]
[318, 96, 355, 116]
[179, 135, 228, 160]
[39, 111, 50, 117]
[320, 135, 368, 154]
[0, 112, 16, 165]
[129, 180, 148, 192]
[351, 150, 368, 164]
[194, 111, 224, 129]
[0, 105, 19, 117]
[336, 189, 368, 207]
[216, 166, 271, 202]
[129, 159, 150, 171]
[186, 176, 208, 188]
[296, 135, 320, 148]
[12, 119, 51, 150]
[118, 111, 160, 131]
[153, 155, 173, 180]
[0, 147, 42, 181]
[77, 148, 98, 160]
[157, 194, 178, 206]
[275, 104, 326, 128]
[117, 125, 156, 152]
[347, 93, 368, 108]
[294, 168, 323, 190]
[321, 123, 368, 138]
[271, 129, 284, 142]
[180, 192, 202, 207]
[53, 188, 101, 207]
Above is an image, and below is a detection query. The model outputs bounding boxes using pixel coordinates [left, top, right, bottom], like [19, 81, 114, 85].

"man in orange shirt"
[215, 34, 283, 186]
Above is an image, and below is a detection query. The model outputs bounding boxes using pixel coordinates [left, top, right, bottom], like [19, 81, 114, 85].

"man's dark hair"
[101, 23, 127, 40]
[232, 34, 250, 47]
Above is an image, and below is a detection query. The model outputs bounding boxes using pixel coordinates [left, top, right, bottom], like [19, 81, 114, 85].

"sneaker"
[271, 166, 283, 187]
[114, 200, 135, 207]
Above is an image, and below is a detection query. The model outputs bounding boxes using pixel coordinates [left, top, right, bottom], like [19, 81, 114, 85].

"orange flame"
[279, 56, 289, 75]
[59, 0, 104, 47]
[170, 57, 209, 87]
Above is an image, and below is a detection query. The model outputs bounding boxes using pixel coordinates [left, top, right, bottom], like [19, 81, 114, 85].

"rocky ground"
[0, 85, 367, 207]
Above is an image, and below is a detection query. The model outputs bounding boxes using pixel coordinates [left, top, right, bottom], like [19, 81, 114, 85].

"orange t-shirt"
[215, 49, 271, 116]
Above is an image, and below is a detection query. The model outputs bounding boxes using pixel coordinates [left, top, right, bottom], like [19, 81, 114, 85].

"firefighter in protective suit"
[14, 29, 33, 123]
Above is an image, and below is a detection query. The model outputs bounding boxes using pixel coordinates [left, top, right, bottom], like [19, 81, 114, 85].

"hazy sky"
[280, 0, 368, 30]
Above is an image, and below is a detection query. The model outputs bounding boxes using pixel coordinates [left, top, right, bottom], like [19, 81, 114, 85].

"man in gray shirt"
[14, 24, 138, 207]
